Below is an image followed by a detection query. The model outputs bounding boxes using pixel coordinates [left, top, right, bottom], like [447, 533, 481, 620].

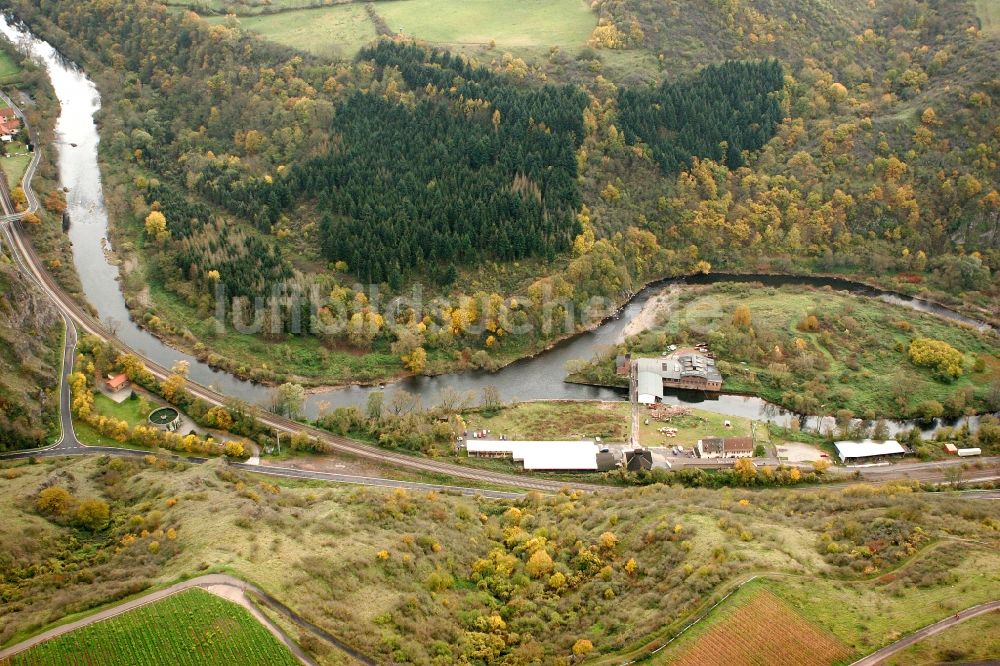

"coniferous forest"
[617, 60, 785, 173]
[288, 43, 589, 284]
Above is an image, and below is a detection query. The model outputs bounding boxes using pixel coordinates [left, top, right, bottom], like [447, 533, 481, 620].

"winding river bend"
[1, 16, 992, 435]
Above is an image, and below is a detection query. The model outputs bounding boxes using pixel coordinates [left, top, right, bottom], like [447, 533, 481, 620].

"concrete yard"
[776, 441, 826, 463]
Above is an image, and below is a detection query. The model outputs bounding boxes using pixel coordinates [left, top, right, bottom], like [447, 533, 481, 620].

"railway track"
[0, 118, 605, 494]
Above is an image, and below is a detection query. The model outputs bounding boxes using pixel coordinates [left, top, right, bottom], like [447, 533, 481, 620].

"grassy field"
[1, 150, 31, 187]
[578, 283, 1000, 419]
[648, 542, 1000, 665]
[73, 391, 155, 447]
[975, 0, 1000, 35]
[1, 588, 298, 666]
[0, 51, 21, 83]
[168, 0, 355, 14]
[765, 545, 1000, 659]
[92, 393, 147, 427]
[205, 4, 377, 59]
[882, 610, 1000, 665]
[462, 400, 755, 449]
[376, 0, 595, 51]
[203, 0, 595, 59]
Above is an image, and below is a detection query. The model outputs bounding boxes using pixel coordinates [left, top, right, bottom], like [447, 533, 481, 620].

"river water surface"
[1, 15, 991, 436]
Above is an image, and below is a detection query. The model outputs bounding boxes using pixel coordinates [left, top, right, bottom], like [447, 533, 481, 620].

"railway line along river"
[1, 14, 993, 436]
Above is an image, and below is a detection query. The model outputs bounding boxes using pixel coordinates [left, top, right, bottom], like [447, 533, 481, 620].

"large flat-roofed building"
[834, 439, 905, 462]
[465, 439, 618, 471]
[635, 349, 723, 404]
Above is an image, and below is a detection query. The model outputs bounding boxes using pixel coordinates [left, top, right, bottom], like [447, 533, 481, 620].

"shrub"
[797, 314, 820, 332]
[75, 499, 110, 531]
[526, 550, 554, 578]
[572, 639, 594, 657]
[913, 400, 944, 421]
[36, 487, 74, 517]
[908, 338, 963, 379]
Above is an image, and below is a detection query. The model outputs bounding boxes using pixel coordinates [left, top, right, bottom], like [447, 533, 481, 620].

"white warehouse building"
[834, 439, 905, 462]
[465, 439, 618, 471]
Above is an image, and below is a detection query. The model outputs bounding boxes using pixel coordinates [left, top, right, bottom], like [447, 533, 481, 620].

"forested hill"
[4, 0, 996, 385]
[7, 0, 787, 291]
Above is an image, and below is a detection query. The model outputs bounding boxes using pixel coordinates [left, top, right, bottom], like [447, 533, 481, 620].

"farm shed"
[834, 439, 905, 462]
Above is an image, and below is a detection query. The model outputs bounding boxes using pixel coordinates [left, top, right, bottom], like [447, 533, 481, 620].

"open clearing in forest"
[206, 4, 377, 59]
[0, 50, 21, 82]
[205, 0, 596, 58]
[1, 588, 298, 666]
[375, 0, 595, 51]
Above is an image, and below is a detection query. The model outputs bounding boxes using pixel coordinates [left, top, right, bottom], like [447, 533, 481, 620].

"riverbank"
[569, 282, 1000, 430]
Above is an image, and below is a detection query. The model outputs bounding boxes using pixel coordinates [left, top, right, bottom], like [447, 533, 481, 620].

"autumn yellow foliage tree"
[144, 210, 170, 244]
[908, 337, 964, 379]
[525, 549, 554, 578]
[403, 347, 427, 373]
[37, 487, 74, 517]
[731, 305, 753, 328]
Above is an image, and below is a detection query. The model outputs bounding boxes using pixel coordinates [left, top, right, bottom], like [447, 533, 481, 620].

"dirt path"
[0, 574, 328, 665]
[849, 600, 1000, 666]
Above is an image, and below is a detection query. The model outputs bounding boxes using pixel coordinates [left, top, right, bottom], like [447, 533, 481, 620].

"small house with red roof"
[105, 373, 130, 392]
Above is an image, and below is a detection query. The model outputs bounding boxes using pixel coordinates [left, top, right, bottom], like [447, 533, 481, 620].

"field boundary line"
[617, 574, 761, 665]
[609, 537, 996, 665]
[0, 574, 318, 664]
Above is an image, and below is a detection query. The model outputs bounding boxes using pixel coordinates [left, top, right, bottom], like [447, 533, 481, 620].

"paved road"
[850, 600, 1000, 666]
[0, 573, 375, 665]
[856, 457, 1000, 484]
[0, 214, 606, 494]
[1, 89, 998, 498]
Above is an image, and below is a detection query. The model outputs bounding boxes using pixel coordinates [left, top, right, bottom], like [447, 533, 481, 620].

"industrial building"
[635, 349, 723, 404]
[834, 439, 905, 462]
[464, 439, 620, 471]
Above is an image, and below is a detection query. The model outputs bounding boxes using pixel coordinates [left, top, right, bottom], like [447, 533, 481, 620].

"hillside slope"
[0, 252, 61, 450]
[0, 456, 998, 664]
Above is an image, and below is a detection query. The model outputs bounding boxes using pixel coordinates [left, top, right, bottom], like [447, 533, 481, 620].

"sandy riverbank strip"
[618, 285, 682, 342]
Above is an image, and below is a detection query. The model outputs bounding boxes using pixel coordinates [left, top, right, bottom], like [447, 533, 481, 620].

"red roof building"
[0, 114, 20, 140]
[105, 373, 130, 392]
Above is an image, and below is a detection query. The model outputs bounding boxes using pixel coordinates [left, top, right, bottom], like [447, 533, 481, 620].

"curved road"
[0, 573, 375, 666]
[850, 600, 1000, 666]
[0, 207, 606, 494]
[0, 115, 601, 496]
[1, 87, 998, 497]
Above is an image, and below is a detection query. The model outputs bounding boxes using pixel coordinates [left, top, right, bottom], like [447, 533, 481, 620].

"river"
[0, 15, 992, 437]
